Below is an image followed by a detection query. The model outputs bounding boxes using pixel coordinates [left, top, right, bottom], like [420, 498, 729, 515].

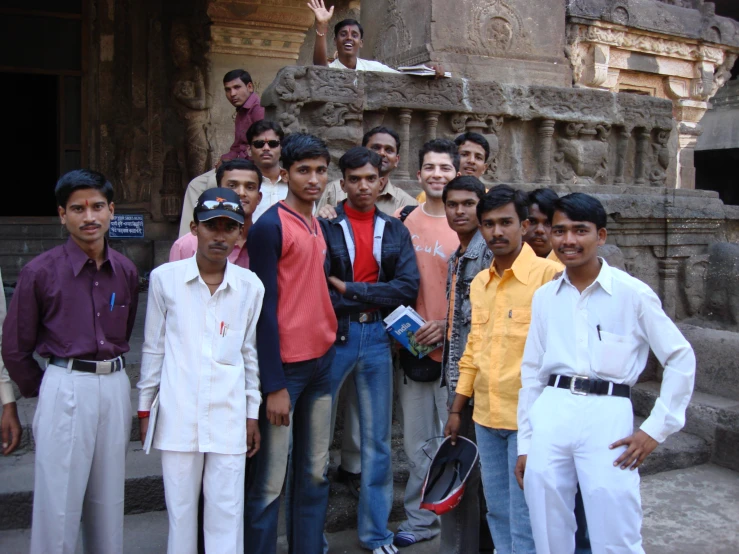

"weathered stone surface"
[702, 242, 739, 330]
[676, 323, 739, 398]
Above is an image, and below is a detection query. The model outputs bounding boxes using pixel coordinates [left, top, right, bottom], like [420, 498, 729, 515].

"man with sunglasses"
[138, 187, 263, 554]
[247, 120, 287, 222]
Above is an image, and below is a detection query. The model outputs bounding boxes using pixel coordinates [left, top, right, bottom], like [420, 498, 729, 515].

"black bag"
[399, 348, 442, 382]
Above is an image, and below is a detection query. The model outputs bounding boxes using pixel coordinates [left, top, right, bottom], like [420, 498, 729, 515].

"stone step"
[677, 323, 739, 400]
[634, 417, 710, 477]
[0, 238, 67, 256]
[632, 381, 739, 472]
[0, 220, 67, 240]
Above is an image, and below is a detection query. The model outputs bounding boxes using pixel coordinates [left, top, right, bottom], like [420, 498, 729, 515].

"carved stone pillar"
[659, 258, 680, 320]
[536, 119, 555, 184]
[613, 126, 631, 185]
[634, 128, 651, 186]
[396, 108, 413, 180]
[424, 111, 441, 142]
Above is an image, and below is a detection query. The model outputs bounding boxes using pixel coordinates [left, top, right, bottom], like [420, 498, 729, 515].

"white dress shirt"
[253, 174, 288, 222]
[518, 259, 695, 456]
[0, 268, 16, 405]
[329, 58, 399, 73]
[138, 257, 264, 454]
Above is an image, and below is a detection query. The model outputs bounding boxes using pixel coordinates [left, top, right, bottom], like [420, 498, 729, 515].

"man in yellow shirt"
[445, 185, 560, 554]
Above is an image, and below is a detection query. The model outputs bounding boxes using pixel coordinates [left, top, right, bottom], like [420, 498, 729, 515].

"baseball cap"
[420, 435, 479, 515]
[194, 188, 245, 225]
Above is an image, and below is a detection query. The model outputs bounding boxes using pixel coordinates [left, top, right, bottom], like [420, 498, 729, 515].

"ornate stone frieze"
[553, 123, 612, 185]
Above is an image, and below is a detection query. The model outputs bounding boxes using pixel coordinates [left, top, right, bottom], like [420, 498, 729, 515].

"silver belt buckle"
[358, 312, 370, 323]
[96, 361, 113, 375]
[569, 375, 590, 396]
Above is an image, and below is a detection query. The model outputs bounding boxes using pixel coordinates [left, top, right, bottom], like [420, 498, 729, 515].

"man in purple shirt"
[179, 69, 266, 237]
[2, 169, 139, 554]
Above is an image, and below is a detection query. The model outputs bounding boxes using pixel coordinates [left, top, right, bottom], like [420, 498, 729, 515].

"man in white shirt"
[515, 193, 696, 554]
[0, 268, 22, 456]
[138, 187, 264, 554]
[247, 120, 288, 221]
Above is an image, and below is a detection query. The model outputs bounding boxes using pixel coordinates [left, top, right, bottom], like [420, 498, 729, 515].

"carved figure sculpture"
[553, 123, 611, 184]
[171, 21, 212, 181]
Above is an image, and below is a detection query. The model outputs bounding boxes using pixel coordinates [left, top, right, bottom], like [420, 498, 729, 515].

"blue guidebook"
[384, 305, 439, 359]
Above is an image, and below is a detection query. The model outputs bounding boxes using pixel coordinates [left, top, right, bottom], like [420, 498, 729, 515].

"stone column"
[659, 258, 680, 319]
[424, 111, 440, 142]
[536, 119, 555, 184]
[634, 128, 651, 186]
[396, 108, 413, 180]
[613, 126, 631, 185]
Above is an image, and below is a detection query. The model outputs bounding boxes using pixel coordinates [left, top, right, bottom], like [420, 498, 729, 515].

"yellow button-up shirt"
[456, 242, 561, 430]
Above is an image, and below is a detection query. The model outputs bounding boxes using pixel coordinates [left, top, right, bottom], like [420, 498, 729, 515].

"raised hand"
[307, 0, 335, 27]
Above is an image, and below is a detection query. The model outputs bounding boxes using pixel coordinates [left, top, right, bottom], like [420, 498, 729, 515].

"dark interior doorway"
[0, 72, 60, 216]
[695, 148, 739, 206]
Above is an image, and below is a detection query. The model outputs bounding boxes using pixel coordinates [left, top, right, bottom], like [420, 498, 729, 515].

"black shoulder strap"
[399, 204, 417, 223]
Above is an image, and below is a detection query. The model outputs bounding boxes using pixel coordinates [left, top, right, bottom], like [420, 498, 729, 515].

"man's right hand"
[514, 455, 527, 490]
[316, 205, 338, 219]
[266, 388, 291, 427]
[444, 413, 461, 446]
[1, 402, 22, 455]
[139, 417, 150, 446]
[307, 0, 334, 28]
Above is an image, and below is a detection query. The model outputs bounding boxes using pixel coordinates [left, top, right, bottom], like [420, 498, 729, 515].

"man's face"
[59, 188, 114, 246]
[550, 211, 607, 269]
[334, 24, 363, 58]
[223, 78, 253, 108]
[220, 169, 262, 218]
[523, 203, 553, 258]
[417, 152, 458, 200]
[249, 130, 282, 172]
[285, 157, 329, 204]
[191, 217, 242, 263]
[479, 202, 529, 258]
[444, 189, 480, 236]
[458, 141, 488, 177]
[341, 163, 381, 212]
[365, 133, 399, 177]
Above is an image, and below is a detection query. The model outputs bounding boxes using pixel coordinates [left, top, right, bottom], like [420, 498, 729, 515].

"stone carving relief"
[648, 129, 671, 186]
[682, 254, 709, 317]
[553, 123, 611, 185]
[160, 150, 182, 223]
[171, 21, 213, 182]
[445, 0, 527, 57]
[374, 0, 411, 67]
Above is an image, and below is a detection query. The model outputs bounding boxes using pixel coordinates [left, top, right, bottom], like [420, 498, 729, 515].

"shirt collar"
[184, 255, 239, 291]
[261, 174, 283, 187]
[556, 257, 612, 295]
[65, 236, 114, 277]
[460, 231, 488, 260]
[240, 92, 260, 112]
[488, 241, 537, 286]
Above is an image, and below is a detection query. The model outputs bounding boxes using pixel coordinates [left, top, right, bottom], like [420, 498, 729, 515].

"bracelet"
[316, 28, 326, 37]
[137, 411, 150, 419]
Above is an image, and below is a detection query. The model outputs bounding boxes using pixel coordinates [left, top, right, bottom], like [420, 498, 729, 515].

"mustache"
[208, 243, 228, 251]
[80, 224, 101, 230]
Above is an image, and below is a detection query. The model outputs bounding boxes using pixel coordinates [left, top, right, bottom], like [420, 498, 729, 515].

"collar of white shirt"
[557, 256, 613, 296]
[183, 255, 240, 291]
[262, 174, 283, 186]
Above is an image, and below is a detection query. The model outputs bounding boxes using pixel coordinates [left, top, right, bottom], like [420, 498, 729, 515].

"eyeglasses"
[251, 140, 281, 149]
[199, 200, 243, 213]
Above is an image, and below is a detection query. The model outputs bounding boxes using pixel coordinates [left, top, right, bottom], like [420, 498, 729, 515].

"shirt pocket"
[104, 303, 130, 341]
[214, 327, 246, 366]
[469, 309, 490, 352]
[595, 330, 638, 380]
[506, 308, 532, 338]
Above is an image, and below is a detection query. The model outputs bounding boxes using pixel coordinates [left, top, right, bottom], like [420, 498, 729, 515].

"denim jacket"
[442, 231, 493, 391]
[319, 202, 420, 346]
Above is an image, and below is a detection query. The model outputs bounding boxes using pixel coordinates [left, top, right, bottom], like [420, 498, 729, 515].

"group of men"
[0, 10, 697, 554]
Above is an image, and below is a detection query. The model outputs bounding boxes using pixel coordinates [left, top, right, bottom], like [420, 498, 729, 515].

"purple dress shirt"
[2, 237, 139, 397]
[220, 92, 265, 162]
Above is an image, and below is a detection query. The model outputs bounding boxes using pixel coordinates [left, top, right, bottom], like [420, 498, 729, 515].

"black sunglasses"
[251, 140, 281, 149]
[199, 200, 243, 213]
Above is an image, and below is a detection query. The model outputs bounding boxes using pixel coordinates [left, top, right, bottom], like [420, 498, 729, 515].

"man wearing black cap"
[138, 188, 264, 554]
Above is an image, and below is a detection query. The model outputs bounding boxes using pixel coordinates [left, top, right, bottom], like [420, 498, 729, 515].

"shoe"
[372, 545, 399, 554]
[335, 465, 361, 499]
[393, 532, 418, 548]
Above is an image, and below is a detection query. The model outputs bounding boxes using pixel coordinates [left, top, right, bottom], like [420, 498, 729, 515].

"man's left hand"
[1, 402, 22, 455]
[246, 418, 261, 458]
[328, 276, 347, 295]
[610, 429, 658, 470]
[415, 320, 444, 346]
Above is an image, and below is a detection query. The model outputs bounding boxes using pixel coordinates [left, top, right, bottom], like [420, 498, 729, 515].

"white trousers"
[178, 168, 217, 237]
[161, 450, 246, 554]
[524, 387, 645, 554]
[30, 364, 132, 554]
[395, 371, 448, 539]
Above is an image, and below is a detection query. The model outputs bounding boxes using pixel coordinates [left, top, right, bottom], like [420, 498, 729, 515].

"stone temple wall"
[262, 66, 738, 321]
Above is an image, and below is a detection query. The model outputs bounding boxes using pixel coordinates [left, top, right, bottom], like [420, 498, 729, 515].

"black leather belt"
[349, 311, 383, 323]
[548, 374, 631, 399]
[50, 356, 125, 375]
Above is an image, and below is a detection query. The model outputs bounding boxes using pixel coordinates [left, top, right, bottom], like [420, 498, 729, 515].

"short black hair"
[442, 175, 486, 203]
[454, 132, 491, 161]
[335, 18, 363, 38]
[553, 192, 607, 230]
[362, 126, 400, 150]
[280, 133, 331, 170]
[223, 69, 252, 86]
[338, 147, 382, 178]
[216, 159, 263, 189]
[55, 169, 114, 208]
[476, 184, 529, 223]
[418, 139, 460, 171]
[246, 120, 285, 144]
[527, 188, 559, 223]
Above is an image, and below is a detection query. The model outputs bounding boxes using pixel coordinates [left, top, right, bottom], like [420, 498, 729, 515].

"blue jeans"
[244, 347, 335, 554]
[475, 425, 535, 554]
[330, 321, 394, 550]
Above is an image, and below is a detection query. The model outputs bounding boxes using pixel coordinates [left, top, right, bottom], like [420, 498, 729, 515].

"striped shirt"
[247, 201, 337, 393]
